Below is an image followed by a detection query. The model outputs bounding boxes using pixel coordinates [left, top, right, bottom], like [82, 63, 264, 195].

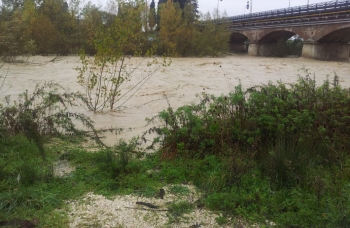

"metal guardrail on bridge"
[215, 0, 350, 27]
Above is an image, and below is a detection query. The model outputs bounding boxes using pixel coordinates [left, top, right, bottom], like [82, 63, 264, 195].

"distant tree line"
[0, 0, 230, 58]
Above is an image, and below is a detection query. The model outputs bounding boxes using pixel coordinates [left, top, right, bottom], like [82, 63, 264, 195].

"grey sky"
[93, 0, 331, 16]
[202, 0, 329, 16]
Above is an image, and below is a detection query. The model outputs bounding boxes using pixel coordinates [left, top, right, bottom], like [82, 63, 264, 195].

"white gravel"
[53, 160, 75, 178]
[67, 184, 245, 228]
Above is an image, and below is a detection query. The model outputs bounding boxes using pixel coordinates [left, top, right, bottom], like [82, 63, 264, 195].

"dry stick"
[48, 55, 62, 63]
[135, 97, 164, 108]
[125, 207, 168, 212]
[136, 201, 159, 209]
[127, 85, 180, 110]
[114, 57, 126, 106]
[0, 64, 8, 93]
[114, 58, 162, 109]
[115, 67, 158, 109]
[219, 65, 234, 91]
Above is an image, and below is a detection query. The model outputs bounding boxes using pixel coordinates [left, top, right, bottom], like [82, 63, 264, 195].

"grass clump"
[215, 216, 228, 225]
[169, 185, 191, 195]
[167, 201, 195, 224]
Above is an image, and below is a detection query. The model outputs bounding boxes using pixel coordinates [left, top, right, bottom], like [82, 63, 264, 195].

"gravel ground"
[67, 185, 247, 228]
[53, 161, 244, 227]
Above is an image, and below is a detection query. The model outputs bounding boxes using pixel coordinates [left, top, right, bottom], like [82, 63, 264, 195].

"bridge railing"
[216, 0, 350, 24]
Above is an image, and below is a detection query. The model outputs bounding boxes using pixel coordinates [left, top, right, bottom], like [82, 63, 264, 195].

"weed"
[215, 216, 228, 225]
[167, 201, 195, 224]
[170, 185, 190, 196]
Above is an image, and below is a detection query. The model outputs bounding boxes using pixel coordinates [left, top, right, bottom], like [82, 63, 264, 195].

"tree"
[30, 14, 59, 54]
[148, 0, 156, 30]
[192, 12, 230, 56]
[158, 0, 183, 56]
[175, 0, 198, 14]
[77, 0, 169, 112]
[35, 0, 73, 54]
[1, 0, 24, 13]
[157, 0, 197, 13]
[0, 8, 35, 60]
[157, 0, 198, 30]
[79, 3, 104, 54]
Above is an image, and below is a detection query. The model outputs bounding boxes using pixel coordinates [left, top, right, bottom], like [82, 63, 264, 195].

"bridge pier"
[248, 43, 259, 56]
[230, 43, 247, 53]
[302, 41, 350, 61]
[248, 42, 282, 57]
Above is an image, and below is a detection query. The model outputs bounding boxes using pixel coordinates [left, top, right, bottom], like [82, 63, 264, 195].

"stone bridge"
[226, 0, 350, 61]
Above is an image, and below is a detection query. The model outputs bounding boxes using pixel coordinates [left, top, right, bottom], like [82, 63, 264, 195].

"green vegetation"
[0, 0, 229, 58]
[3, 0, 348, 226]
[1, 68, 350, 226]
[276, 36, 304, 57]
[76, 3, 168, 112]
[145, 72, 350, 226]
[157, 0, 229, 57]
[167, 201, 195, 223]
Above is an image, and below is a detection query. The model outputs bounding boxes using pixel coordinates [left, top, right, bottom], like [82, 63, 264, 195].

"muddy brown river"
[1, 55, 349, 147]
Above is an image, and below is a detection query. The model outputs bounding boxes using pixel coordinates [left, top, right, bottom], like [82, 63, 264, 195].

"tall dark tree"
[149, 0, 156, 30]
[188, 0, 198, 14]
[158, 0, 198, 13]
[157, 0, 198, 30]
[150, 0, 155, 9]
[156, 0, 166, 29]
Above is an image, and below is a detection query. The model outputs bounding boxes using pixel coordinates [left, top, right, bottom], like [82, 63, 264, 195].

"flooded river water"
[1, 55, 349, 146]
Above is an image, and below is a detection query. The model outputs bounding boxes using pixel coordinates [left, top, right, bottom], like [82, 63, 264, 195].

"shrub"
[152, 74, 350, 186]
[145, 72, 350, 226]
[0, 83, 103, 159]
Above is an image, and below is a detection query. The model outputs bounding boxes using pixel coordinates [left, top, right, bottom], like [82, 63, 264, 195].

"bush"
[0, 83, 103, 158]
[152, 73, 350, 185]
[145, 72, 350, 226]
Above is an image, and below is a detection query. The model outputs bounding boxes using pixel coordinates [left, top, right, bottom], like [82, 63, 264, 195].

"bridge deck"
[216, 0, 350, 29]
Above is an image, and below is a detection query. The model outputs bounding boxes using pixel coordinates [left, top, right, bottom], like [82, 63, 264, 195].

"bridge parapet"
[213, 0, 350, 30]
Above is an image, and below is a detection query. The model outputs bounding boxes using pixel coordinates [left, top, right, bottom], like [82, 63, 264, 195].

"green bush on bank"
[154, 73, 350, 184]
[149, 73, 350, 226]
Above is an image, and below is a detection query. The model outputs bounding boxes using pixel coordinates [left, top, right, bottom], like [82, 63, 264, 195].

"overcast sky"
[201, 0, 328, 16]
[92, 0, 331, 16]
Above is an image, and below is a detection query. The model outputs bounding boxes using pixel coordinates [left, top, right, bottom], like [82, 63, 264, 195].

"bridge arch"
[230, 32, 249, 52]
[317, 26, 350, 43]
[258, 30, 298, 43]
[302, 25, 350, 61]
[248, 30, 304, 57]
[228, 0, 350, 61]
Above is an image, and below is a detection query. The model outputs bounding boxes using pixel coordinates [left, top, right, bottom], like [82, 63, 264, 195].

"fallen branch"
[0, 218, 38, 227]
[125, 206, 168, 211]
[136, 201, 159, 209]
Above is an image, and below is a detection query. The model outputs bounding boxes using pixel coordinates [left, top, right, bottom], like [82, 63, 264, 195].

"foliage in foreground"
[146, 73, 350, 226]
[0, 83, 104, 158]
[1, 73, 350, 227]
